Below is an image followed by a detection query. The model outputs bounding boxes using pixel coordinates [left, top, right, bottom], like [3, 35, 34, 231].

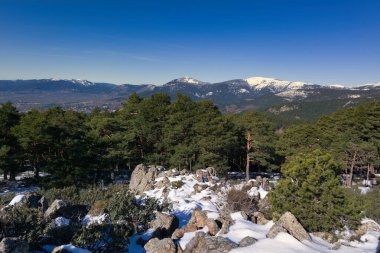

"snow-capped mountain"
[244, 77, 317, 92]
[0, 77, 379, 119]
[164, 77, 209, 86]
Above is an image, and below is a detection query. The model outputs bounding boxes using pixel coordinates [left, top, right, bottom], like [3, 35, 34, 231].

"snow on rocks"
[138, 167, 380, 253]
[7, 194, 25, 206]
[54, 217, 70, 227]
[81, 213, 108, 226]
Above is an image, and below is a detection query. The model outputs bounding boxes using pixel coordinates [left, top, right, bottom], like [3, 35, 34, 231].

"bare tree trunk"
[33, 159, 39, 179]
[366, 164, 370, 186]
[3, 169, 8, 181]
[348, 151, 357, 187]
[246, 131, 251, 182]
[9, 170, 16, 181]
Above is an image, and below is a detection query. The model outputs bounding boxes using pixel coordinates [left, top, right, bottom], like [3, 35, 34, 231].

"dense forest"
[0, 93, 379, 187]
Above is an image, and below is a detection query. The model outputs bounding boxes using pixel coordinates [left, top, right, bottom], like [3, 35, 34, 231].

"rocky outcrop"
[0, 237, 29, 253]
[172, 228, 185, 240]
[150, 212, 179, 239]
[182, 231, 238, 253]
[156, 177, 171, 189]
[45, 199, 67, 219]
[253, 211, 269, 225]
[267, 212, 311, 241]
[44, 199, 88, 221]
[144, 238, 177, 253]
[205, 218, 220, 236]
[193, 184, 208, 193]
[129, 164, 157, 195]
[239, 236, 258, 247]
[184, 209, 208, 232]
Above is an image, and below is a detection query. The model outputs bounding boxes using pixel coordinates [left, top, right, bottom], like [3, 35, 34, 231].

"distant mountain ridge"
[0, 77, 379, 121]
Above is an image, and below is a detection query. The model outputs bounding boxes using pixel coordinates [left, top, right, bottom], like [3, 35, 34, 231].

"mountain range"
[0, 77, 379, 121]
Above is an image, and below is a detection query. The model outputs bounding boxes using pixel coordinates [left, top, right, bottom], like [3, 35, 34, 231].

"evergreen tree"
[270, 150, 362, 232]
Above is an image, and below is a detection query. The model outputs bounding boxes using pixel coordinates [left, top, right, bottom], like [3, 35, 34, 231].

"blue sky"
[0, 0, 379, 85]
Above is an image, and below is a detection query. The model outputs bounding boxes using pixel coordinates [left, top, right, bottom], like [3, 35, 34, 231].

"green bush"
[171, 180, 184, 189]
[224, 188, 258, 215]
[72, 223, 131, 253]
[0, 206, 47, 243]
[0, 193, 15, 208]
[106, 188, 169, 232]
[363, 186, 380, 223]
[270, 150, 362, 232]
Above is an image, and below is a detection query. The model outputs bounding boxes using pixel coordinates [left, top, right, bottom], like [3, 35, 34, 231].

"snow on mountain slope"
[166, 77, 209, 85]
[49, 78, 95, 86]
[244, 77, 315, 92]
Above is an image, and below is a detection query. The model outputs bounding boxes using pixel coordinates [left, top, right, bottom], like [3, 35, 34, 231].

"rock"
[255, 176, 263, 186]
[44, 199, 67, 219]
[51, 246, 71, 253]
[44, 200, 88, 221]
[258, 197, 270, 215]
[0, 237, 29, 253]
[129, 164, 157, 195]
[205, 218, 220, 236]
[267, 224, 288, 238]
[262, 178, 270, 191]
[267, 212, 311, 241]
[253, 211, 269, 225]
[180, 169, 188, 175]
[156, 177, 171, 189]
[38, 196, 49, 213]
[313, 232, 336, 243]
[172, 228, 185, 240]
[239, 236, 258, 247]
[356, 220, 380, 235]
[185, 209, 208, 232]
[193, 184, 208, 193]
[219, 213, 233, 234]
[144, 238, 176, 253]
[150, 212, 179, 239]
[182, 231, 238, 253]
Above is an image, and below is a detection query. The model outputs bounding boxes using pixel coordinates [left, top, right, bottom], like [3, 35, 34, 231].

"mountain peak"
[169, 77, 208, 85]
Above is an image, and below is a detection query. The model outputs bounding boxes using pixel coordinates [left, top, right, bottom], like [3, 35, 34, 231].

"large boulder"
[205, 218, 220, 236]
[44, 200, 88, 221]
[184, 209, 208, 232]
[129, 164, 157, 195]
[144, 238, 176, 253]
[156, 177, 171, 189]
[45, 199, 67, 219]
[239, 236, 258, 247]
[182, 231, 238, 253]
[150, 212, 179, 239]
[253, 211, 269, 225]
[0, 237, 29, 253]
[267, 212, 311, 241]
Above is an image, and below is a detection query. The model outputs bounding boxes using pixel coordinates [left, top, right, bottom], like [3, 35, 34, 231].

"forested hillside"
[1, 94, 379, 187]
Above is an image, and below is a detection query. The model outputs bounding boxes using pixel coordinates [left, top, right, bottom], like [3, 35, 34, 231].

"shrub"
[0, 193, 15, 208]
[363, 186, 380, 223]
[171, 180, 184, 189]
[269, 150, 362, 232]
[72, 223, 131, 253]
[106, 188, 168, 231]
[0, 206, 47, 243]
[224, 188, 258, 215]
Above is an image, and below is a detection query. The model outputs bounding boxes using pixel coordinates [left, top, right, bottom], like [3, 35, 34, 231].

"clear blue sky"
[1, 0, 379, 85]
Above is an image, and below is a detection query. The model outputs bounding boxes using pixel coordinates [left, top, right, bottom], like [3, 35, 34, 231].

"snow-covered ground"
[139, 174, 380, 253]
